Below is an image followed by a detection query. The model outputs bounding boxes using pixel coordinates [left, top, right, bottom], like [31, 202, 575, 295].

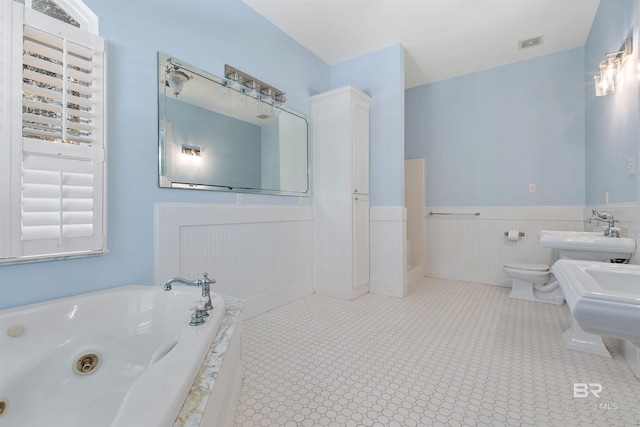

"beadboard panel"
[155, 203, 313, 318]
[424, 206, 587, 286]
[369, 207, 407, 297]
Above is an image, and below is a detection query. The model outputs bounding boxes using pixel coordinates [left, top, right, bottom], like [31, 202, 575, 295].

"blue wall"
[0, 0, 331, 309]
[1, 0, 409, 309]
[165, 98, 262, 188]
[406, 48, 586, 207]
[406, 0, 639, 209]
[332, 44, 406, 206]
[585, 0, 638, 205]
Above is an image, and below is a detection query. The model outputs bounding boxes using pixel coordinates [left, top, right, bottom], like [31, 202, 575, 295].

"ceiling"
[242, 0, 601, 88]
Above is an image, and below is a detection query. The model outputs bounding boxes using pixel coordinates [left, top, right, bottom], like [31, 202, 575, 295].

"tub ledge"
[173, 295, 244, 427]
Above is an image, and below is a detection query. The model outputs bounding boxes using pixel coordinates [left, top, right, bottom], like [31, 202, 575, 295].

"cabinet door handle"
[354, 188, 358, 193]
[355, 196, 359, 200]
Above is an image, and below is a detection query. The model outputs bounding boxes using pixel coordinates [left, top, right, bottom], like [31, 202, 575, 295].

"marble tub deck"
[174, 295, 244, 427]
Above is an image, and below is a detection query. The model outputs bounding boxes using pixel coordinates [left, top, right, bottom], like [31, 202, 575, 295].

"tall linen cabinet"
[311, 85, 371, 299]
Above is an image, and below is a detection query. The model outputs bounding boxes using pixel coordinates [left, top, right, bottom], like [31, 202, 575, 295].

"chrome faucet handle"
[189, 298, 209, 325]
[201, 273, 216, 311]
[202, 272, 216, 285]
[585, 217, 600, 226]
[189, 299, 206, 311]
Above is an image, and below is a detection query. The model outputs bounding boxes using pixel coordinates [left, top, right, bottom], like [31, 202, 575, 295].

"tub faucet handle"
[189, 298, 208, 326]
[189, 298, 207, 311]
[201, 273, 216, 311]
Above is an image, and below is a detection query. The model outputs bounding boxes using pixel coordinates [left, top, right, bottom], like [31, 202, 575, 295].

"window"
[0, 0, 106, 263]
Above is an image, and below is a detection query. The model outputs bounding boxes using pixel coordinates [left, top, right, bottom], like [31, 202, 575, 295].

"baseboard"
[424, 267, 511, 288]
[243, 279, 313, 319]
[407, 265, 424, 285]
[369, 278, 407, 298]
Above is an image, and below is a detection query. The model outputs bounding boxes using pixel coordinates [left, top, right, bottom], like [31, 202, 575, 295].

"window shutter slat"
[22, 82, 63, 101]
[22, 211, 61, 227]
[67, 80, 92, 96]
[22, 128, 63, 140]
[66, 92, 94, 108]
[67, 67, 93, 83]
[22, 225, 61, 241]
[66, 53, 92, 71]
[23, 38, 63, 62]
[22, 54, 63, 76]
[23, 68, 62, 88]
[23, 25, 63, 49]
[67, 41, 93, 58]
[22, 112, 61, 127]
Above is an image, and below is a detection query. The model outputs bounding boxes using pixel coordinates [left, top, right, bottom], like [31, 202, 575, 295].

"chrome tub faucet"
[163, 273, 216, 312]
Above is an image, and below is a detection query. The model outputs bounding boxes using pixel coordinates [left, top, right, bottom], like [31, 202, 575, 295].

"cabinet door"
[353, 194, 370, 289]
[352, 98, 369, 194]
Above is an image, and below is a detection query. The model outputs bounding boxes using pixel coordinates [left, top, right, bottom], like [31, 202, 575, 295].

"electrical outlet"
[529, 183, 536, 193]
[628, 157, 635, 176]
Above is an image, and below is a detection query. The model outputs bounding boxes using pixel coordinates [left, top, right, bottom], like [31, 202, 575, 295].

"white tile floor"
[234, 277, 640, 426]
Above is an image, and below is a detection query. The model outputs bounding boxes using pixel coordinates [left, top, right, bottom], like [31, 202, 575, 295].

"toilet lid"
[504, 263, 549, 272]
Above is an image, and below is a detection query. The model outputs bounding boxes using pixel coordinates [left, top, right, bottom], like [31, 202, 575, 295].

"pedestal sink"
[552, 260, 640, 357]
[538, 230, 636, 357]
[539, 230, 636, 262]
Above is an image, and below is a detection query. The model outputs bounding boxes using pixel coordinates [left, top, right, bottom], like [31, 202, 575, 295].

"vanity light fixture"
[181, 144, 201, 157]
[166, 65, 192, 97]
[594, 37, 633, 96]
[224, 64, 287, 105]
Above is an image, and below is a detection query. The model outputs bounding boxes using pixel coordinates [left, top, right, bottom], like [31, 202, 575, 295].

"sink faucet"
[586, 209, 620, 237]
[163, 273, 216, 311]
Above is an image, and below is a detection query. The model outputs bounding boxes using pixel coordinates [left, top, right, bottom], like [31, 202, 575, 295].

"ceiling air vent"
[519, 36, 543, 50]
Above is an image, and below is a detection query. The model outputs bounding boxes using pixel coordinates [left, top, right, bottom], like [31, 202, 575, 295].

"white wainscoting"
[424, 206, 587, 286]
[370, 206, 407, 298]
[154, 203, 313, 319]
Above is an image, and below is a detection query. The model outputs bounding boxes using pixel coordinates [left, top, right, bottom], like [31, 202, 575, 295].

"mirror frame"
[157, 52, 311, 197]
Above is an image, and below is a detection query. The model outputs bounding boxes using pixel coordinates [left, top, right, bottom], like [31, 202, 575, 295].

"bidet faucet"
[163, 273, 216, 311]
[585, 209, 620, 237]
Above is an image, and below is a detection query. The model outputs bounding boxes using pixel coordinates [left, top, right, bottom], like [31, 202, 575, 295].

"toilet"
[503, 263, 565, 305]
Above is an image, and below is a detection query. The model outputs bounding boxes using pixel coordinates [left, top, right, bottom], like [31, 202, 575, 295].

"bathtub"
[0, 284, 226, 427]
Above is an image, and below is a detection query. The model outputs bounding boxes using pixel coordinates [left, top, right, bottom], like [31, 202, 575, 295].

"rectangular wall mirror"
[158, 52, 310, 196]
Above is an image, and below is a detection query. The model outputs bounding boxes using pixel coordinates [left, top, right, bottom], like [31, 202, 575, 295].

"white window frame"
[0, 0, 106, 264]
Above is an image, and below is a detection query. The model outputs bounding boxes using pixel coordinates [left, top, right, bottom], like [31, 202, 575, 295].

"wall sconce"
[166, 65, 192, 97]
[594, 37, 633, 96]
[181, 144, 201, 157]
[224, 64, 287, 106]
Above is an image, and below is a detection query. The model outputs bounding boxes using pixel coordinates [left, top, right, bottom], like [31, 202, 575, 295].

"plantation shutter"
[15, 6, 105, 259]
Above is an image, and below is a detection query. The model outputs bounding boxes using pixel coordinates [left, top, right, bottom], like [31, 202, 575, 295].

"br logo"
[573, 383, 602, 398]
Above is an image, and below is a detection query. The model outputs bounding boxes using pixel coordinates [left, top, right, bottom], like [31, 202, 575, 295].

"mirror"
[158, 52, 310, 196]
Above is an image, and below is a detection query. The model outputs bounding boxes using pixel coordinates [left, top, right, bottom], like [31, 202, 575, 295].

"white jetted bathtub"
[0, 284, 226, 427]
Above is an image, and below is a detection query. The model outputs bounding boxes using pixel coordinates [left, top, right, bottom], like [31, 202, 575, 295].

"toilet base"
[509, 278, 565, 305]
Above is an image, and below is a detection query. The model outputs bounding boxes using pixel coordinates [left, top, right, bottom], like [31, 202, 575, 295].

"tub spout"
[163, 273, 216, 311]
